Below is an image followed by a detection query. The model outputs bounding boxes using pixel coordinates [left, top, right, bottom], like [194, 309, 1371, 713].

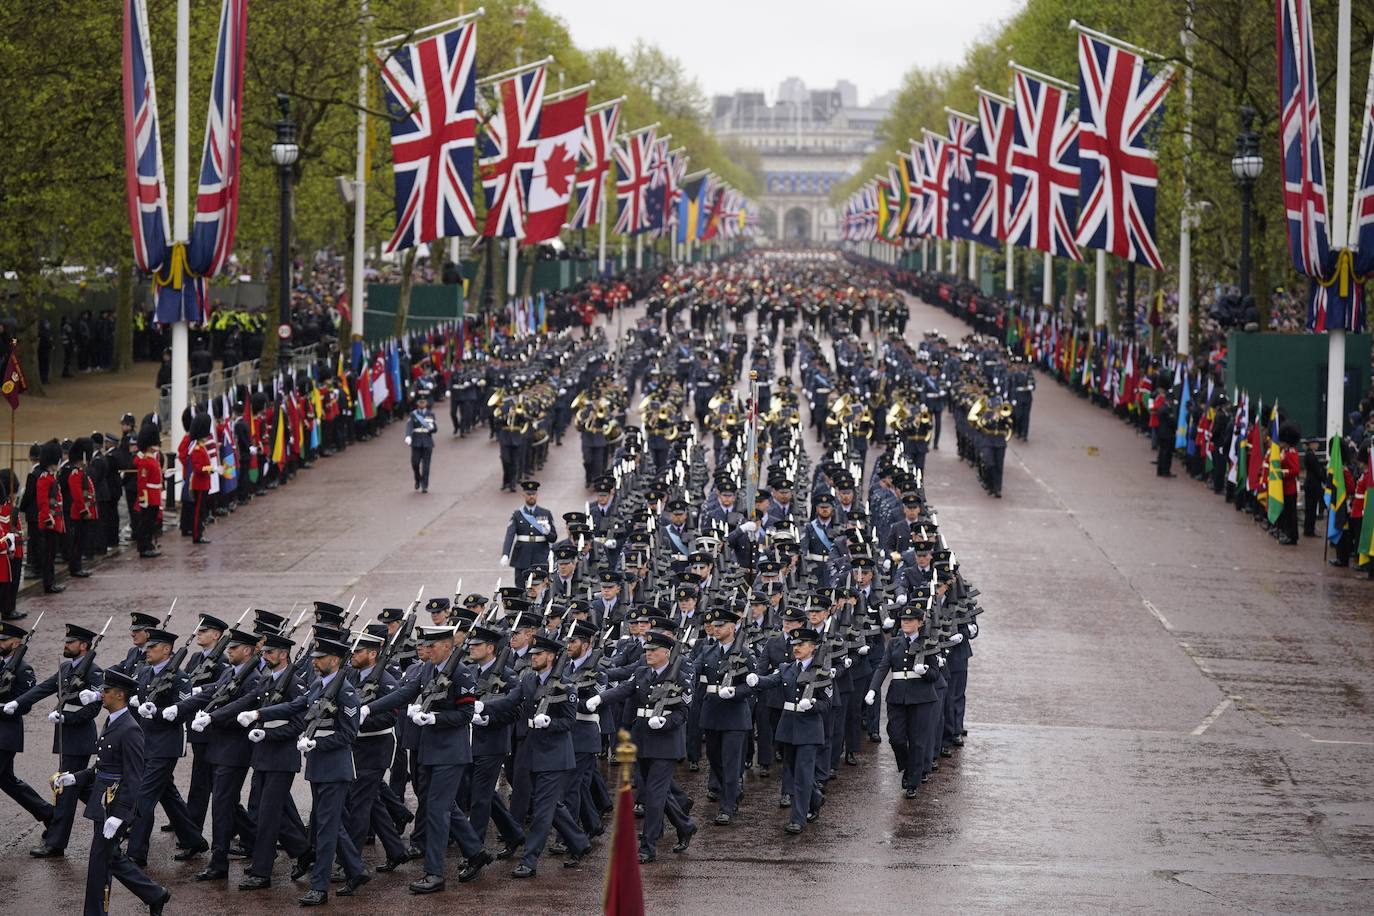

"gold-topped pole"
[616, 728, 637, 785]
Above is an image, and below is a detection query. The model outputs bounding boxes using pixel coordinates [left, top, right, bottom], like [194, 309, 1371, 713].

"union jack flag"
[379, 21, 478, 252]
[902, 148, 924, 238]
[1354, 55, 1374, 278]
[1075, 33, 1174, 270]
[120, 0, 169, 275]
[479, 65, 545, 238]
[570, 100, 620, 230]
[971, 90, 1014, 245]
[613, 127, 656, 236]
[1008, 71, 1082, 261]
[643, 137, 671, 235]
[919, 133, 951, 239]
[187, 0, 246, 279]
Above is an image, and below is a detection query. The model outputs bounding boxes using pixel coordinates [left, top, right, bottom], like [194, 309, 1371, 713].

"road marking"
[1142, 599, 1172, 632]
[1190, 697, 1233, 736]
[1308, 738, 1374, 746]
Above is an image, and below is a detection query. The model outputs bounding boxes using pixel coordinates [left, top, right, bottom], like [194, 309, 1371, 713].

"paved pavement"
[1, 294, 1371, 914]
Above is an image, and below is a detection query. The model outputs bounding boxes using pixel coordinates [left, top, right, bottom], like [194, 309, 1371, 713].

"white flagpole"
[597, 186, 607, 274]
[351, 0, 369, 345]
[1042, 251, 1053, 308]
[967, 239, 976, 281]
[170, 0, 190, 451]
[1177, 12, 1195, 357]
[635, 234, 643, 269]
[1326, 0, 1352, 441]
[507, 239, 517, 301]
[1005, 239, 1014, 296]
[1094, 248, 1107, 326]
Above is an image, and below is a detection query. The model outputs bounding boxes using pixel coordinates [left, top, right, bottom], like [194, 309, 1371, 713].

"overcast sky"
[542, 0, 1024, 105]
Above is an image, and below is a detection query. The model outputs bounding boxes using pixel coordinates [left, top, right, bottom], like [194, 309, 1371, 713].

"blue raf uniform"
[349, 652, 410, 869]
[502, 485, 558, 586]
[752, 637, 831, 833]
[694, 620, 757, 822]
[237, 656, 312, 886]
[867, 619, 941, 793]
[0, 627, 55, 828]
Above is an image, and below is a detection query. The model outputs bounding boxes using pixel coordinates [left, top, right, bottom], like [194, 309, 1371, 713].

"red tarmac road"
[1, 294, 1371, 914]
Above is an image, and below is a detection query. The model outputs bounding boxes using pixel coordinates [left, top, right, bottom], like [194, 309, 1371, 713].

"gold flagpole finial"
[615, 728, 637, 786]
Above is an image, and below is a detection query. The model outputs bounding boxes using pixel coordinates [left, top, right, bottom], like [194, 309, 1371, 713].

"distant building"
[711, 77, 889, 242]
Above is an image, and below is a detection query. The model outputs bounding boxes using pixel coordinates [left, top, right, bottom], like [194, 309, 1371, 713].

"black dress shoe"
[408, 874, 445, 894]
[845, 752, 858, 766]
[806, 810, 820, 823]
[227, 843, 250, 857]
[375, 858, 406, 873]
[338, 872, 371, 896]
[672, 824, 697, 853]
[495, 844, 519, 860]
[784, 822, 803, 835]
[633, 803, 645, 818]
[160, 823, 176, 832]
[192, 538, 211, 545]
[687, 761, 700, 772]
[44, 585, 65, 594]
[510, 864, 536, 878]
[71, 570, 92, 578]
[563, 847, 590, 868]
[904, 787, 919, 799]
[330, 863, 346, 883]
[150, 889, 171, 916]
[298, 889, 327, 906]
[868, 733, 881, 743]
[940, 747, 953, 758]
[713, 813, 731, 826]
[290, 855, 314, 881]
[930, 761, 940, 772]
[548, 840, 568, 855]
[404, 844, 423, 859]
[173, 840, 208, 860]
[193, 868, 227, 881]
[1, 611, 25, 621]
[951, 736, 964, 747]
[705, 789, 719, 801]
[637, 852, 656, 864]
[458, 850, 492, 882]
[238, 874, 271, 890]
[779, 794, 792, 808]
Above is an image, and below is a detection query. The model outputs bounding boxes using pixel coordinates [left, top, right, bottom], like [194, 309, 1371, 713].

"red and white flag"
[524, 91, 587, 244]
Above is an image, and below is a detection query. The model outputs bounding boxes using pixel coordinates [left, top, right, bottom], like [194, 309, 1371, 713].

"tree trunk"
[520, 244, 535, 299]
[113, 255, 134, 372]
[468, 244, 488, 323]
[393, 247, 418, 338]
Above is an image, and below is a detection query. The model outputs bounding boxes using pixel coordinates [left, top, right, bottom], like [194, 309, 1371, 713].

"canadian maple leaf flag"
[524, 91, 588, 244]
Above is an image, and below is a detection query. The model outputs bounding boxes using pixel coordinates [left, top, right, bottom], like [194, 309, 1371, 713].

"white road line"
[1308, 738, 1374, 746]
[1142, 598, 1173, 632]
[1190, 697, 1234, 736]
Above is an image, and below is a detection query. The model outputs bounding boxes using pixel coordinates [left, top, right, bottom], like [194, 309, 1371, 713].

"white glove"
[406, 703, 421, 719]
[842, 657, 852, 669]
[937, 655, 945, 668]
[138, 702, 157, 718]
[359, 705, 370, 724]
[52, 772, 77, 789]
[797, 697, 815, 713]
[472, 714, 490, 726]
[949, 633, 963, 645]
[881, 617, 894, 630]
[858, 645, 870, 656]
[883, 559, 892, 572]
[47, 711, 63, 724]
[79, 689, 101, 705]
[190, 685, 203, 696]
[585, 694, 602, 712]
[411, 711, 436, 727]
[914, 664, 928, 676]
[236, 710, 259, 727]
[532, 713, 551, 729]
[404, 436, 412, 446]
[968, 623, 978, 637]
[605, 538, 617, 550]
[161, 705, 179, 722]
[102, 816, 123, 839]
[191, 711, 212, 733]
[1, 701, 17, 715]
[499, 554, 510, 567]
[740, 521, 757, 534]
[745, 673, 759, 687]
[128, 695, 139, 708]
[647, 715, 666, 730]
[296, 736, 316, 753]
[895, 593, 907, 605]
[248, 728, 266, 743]
[864, 689, 876, 706]
[472, 701, 484, 716]
[718, 685, 736, 700]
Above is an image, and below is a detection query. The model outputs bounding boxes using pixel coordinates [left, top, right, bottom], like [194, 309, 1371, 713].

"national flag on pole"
[187, 0, 247, 280]
[1354, 53, 1374, 278]
[524, 90, 587, 244]
[1074, 32, 1175, 270]
[1, 350, 27, 410]
[1326, 434, 1347, 544]
[480, 65, 546, 239]
[699, 179, 725, 241]
[887, 161, 910, 240]
[1266, 404, 1284, 524]
[613, 127, 656, 236]
[919, 134, 951, 239]
[1173, 373, 1190, 449]
[120, 0, 171, 276]
[971, 89, 1014, 245]
[677, 173, 706, 243]
[643, 137, 671, 235]
[1008, 70, 1083, 260]
[1359, 447, 1374, 564]
[947, 114, 981, 242]
[570, 100, 621, 230]
[899, 153, 923, 238]
[378, 21, 479, 252]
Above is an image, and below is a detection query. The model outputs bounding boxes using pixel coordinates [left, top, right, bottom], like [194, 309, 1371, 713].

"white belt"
[515, 535, 544, 542]
[262, 719, 289, 729]
[62, 702, 86, 714]
[783, 701, 799, 712]
[697, 675, 709, 683]
[704, 685, 720, 695]
[359, 728, 391, 738]
[805, 554, 827, 562]
[575, 712, 600, 724]
[635, 707, 654, 718]
[314, 728, 335, 738]
[890, 671, 921, 680]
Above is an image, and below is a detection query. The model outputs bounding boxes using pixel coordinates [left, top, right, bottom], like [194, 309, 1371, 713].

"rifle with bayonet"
[0, 609, 41, 697]
[532, 649, 572, 721]
[188, 607, 251, 689]
[646, 638, 687, 719]
[53, 615, 112, 798]
[144, 630, 196, 707]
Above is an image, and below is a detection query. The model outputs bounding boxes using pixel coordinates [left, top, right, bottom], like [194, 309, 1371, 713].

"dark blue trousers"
[347, 767, 407, 863]
[84, 826, 164, 916]
[421, 763, 482, 876]
[0, 750, 52, 825]
[207, 764, 249, 872]
[704, 729, 747, 816]
[250, 770, 307, 878]
[308, 780, 363, 892]
[943, 667, 968, 744]
[782, 743, 823, 828]
[521, 768, 587, 869]
[127, 754, 202, 863]
[467, 753, 524, 848]
[42, 752, 89, 851]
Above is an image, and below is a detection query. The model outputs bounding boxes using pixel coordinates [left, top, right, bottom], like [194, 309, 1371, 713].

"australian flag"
[947, 114, 982, 243]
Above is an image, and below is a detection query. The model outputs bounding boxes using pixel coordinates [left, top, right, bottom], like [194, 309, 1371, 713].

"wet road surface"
[1, 295, 1371, 914]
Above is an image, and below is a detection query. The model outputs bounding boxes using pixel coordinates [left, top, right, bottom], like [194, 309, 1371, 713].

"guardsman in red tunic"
[188, 413, 214, 544]
[133, 425, 163, 558]
[34, 440, 65, 593]
[65, 438, 96, 579]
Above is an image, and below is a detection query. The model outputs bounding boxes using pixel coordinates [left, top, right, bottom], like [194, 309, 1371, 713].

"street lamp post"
[271, 93, 299, 368]
[1230, 106, 1263, 305]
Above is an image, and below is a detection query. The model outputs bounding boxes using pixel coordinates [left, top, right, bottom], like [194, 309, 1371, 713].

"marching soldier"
[0, 620, 54, 829]
[501, 480, 558, 586]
